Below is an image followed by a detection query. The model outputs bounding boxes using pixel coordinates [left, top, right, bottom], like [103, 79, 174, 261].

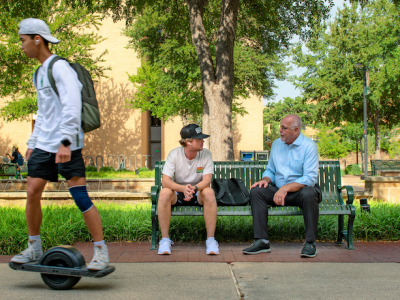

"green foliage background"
[0, 0, 110, 122]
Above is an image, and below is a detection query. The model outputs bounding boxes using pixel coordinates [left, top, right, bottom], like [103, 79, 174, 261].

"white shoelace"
[160, 239, 174, 247]
[92, 246, 107, 263]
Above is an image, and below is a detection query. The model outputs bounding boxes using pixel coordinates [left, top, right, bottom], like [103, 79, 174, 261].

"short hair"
[28, 34, 49, 47]
[179, 138, 193, 147]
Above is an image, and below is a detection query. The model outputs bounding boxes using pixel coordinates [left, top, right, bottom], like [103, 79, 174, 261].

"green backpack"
[34, 56, 101, 133]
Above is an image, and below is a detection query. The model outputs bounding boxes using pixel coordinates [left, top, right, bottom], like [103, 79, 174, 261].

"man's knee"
[69, 185, 93, 213]
[159, 188, 174, 205]
[250, 185, 274, 203]
[200, 187, 216, 206]
[300, 186, 319, 204]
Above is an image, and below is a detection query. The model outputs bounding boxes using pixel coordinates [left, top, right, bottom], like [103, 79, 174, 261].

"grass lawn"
[1, 201, 399, 255]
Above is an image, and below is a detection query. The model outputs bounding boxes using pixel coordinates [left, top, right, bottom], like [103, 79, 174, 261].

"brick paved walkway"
[2, 241, 399, 264]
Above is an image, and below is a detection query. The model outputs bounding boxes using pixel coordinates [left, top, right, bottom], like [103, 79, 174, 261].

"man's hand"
[273, 187, 288, 206]
[56, 145, 71, 163]
[251, 179, 269, 189]
[183, 184, 195, 201]
[25, 149, 33, 161]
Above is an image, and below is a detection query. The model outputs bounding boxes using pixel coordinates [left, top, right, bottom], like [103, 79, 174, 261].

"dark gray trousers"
[250, 185, 321, 243]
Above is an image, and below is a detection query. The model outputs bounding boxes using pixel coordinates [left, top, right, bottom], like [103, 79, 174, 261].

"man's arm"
[26, 92, 44, 157]
[273, 182, 305, 206]
[162, 174, 195, 201]
[53, 60, 82, 146]
[194, 173, 212, 191]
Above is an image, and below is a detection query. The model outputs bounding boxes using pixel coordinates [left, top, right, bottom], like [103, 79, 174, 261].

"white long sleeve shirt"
[27, 54, 84, 153]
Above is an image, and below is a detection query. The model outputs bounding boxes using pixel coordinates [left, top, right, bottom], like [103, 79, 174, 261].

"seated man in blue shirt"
[243, 114, 321, 257]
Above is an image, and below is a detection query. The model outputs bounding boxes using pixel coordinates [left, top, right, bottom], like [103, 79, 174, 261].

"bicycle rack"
[141, 155, 151, 168]
[127, 155, 137, 171]
[96, 156, 104, 171]
[107, 155, 117, 170]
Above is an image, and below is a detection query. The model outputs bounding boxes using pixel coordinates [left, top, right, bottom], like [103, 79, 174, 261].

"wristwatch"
[61, 139, 71, 147]
[194, 186, 198, 193]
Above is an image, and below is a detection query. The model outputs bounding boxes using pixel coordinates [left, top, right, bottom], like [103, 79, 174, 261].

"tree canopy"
[0, 0, 110, 121]
[291, 0, 400, 158]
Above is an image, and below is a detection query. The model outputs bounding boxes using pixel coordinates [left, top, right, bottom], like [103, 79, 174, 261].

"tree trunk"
[202, 92, 210, 149]
[186, 0, 239, 160]
[373, 109, 381, 159]
[181, 114, 188, 127]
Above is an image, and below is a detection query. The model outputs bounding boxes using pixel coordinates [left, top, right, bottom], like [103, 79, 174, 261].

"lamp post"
[354, 63, 368, 177]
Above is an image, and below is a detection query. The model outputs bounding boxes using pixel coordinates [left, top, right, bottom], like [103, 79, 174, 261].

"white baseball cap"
[18, 18, 60, 44]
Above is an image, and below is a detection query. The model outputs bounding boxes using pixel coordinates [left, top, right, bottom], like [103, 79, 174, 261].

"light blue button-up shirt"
[263, 133, 319, 189]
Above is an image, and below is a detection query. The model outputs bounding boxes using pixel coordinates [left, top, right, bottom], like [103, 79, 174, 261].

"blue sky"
[263, 0, 347, 105]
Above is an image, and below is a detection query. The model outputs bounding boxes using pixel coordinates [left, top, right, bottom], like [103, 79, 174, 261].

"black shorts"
[172, 192, 201, 207]
[28, 148, 85, 182]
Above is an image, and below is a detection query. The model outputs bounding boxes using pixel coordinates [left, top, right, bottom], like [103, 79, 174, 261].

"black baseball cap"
[180, 124, 210, 139]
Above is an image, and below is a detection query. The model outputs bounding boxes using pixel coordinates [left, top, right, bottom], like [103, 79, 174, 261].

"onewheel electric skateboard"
[9, 245, 115, 290]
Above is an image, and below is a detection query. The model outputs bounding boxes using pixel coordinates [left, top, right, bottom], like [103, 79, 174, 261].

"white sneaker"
[11, 240, 43, 264]
[206, 238, 219, 255]
[158, 238, 173, 255]
[87, 245, 109, 271]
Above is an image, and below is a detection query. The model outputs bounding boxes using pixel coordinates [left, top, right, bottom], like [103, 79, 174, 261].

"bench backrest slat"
[155, 160, 342, 205]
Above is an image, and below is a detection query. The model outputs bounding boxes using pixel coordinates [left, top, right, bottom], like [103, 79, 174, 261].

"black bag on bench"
[212, 178, 250, 206]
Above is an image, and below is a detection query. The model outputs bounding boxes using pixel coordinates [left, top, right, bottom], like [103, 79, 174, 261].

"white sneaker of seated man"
[158, 237, 219, 255]
[11, 239, 43, 263]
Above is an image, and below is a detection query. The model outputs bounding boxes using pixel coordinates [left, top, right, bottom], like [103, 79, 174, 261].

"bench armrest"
[151, 185, 160, 205]
[340, 185, 354, 205]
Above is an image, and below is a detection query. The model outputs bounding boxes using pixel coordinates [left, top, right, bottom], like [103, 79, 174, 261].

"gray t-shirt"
[162, 147, 214, 186]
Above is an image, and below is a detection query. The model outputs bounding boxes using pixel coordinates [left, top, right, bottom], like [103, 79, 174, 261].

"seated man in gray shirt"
[157, 124, 219, 255]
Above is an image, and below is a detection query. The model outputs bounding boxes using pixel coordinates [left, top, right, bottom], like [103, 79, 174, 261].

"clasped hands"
[251, 179, 288, 206]
[183, 184, 196, 201]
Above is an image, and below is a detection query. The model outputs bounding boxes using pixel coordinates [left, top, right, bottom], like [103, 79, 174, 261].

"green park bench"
[0, 163, 18, 178]
[371, 159, 400, 175]
[150, 160, 356, 250]
[0, 161, 27, 179]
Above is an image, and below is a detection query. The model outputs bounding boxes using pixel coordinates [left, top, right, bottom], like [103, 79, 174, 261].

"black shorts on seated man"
[242, 114, 321, 258]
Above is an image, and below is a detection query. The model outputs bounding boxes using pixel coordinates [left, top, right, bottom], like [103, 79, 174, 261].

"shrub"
[99, 166, 115, 172]
[135, 167, 150, 173]
[85, 165, 97, 172]
[345, 164, 362, 175]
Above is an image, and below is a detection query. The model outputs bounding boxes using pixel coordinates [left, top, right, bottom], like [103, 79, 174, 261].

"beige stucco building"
[0, 19, 263, 169]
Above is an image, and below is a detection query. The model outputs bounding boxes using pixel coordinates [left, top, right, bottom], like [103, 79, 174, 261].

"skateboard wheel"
[39, 246, 85, 290]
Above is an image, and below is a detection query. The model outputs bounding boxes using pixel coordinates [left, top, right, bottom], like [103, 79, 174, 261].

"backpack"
[211, 178, 250, 206]
[34, 56, 101, 133]
[17, 153, 24, 166]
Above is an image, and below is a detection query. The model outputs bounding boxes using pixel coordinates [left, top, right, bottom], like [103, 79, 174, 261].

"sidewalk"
[2, 241, 399, 264]
[1, 242, 400, 299]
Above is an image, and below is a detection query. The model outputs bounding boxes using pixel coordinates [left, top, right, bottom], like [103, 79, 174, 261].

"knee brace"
[69, 185, 93, 213]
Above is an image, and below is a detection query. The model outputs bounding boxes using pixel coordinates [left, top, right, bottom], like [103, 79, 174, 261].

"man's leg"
[197, 187, 217, 238]
[285, 186, 320, 243]
[250, 185, 278, 239]
[243, 185, 277, 254]
[157, 188, 177, 238]
[67, 177, 103, 242]
[11, 176, 47, 263]
[197, 187, 219, 255]
[284, 186, 320, 257]
[157, 188, 177, 254]
[26, 177, 47, 235]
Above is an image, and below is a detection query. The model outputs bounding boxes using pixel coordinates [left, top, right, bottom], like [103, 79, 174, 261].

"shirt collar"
[41, 54, 56, 70]
[292, 133, 304, 146]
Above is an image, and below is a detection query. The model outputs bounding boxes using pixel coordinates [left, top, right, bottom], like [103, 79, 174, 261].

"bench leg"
[346, 215, 356, 250]
[336, 215, 345, 244]
[150, 215, 159, 250]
